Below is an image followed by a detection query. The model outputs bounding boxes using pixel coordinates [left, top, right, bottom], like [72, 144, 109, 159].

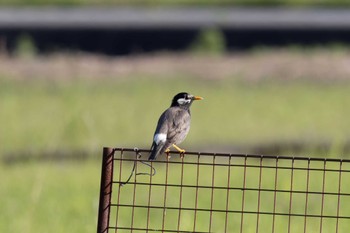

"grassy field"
[2, 75, 350, 156]
[0, 160, 100, 233]
[2, 50, 350, 232]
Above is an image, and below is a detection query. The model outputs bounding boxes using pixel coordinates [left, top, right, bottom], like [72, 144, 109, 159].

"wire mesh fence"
[97, 147, 350, 233]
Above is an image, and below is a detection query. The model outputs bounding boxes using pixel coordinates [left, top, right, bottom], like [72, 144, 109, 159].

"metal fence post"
[97, 147, 114, 233]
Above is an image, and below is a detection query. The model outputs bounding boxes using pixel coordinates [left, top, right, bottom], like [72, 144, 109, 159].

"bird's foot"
[165, 148, 171, 159]
[179, 153, 185, 159]
[172, 144, 186, 156]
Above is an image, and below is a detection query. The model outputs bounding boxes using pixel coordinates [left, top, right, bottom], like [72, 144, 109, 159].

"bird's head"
[171, 92, 203, 108]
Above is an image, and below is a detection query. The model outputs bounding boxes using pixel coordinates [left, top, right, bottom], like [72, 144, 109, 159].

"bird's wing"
[148, 110, 169, 160]
[166, 108, 191, 144]
[154, 111, 169, 136]
[149, 141, 164, 160]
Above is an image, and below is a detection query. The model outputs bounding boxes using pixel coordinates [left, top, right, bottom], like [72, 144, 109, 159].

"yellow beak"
[193, 96, 203, 100]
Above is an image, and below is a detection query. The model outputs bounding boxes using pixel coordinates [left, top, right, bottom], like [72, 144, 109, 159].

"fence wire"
[97, 147, 350, 233]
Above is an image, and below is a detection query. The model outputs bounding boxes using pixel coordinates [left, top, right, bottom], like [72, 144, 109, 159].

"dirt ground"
[1, 49, 350, 81]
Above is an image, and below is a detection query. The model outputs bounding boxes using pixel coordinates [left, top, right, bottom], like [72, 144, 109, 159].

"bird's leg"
[165, 148, 171, 159]
[172, 144, 185, 155]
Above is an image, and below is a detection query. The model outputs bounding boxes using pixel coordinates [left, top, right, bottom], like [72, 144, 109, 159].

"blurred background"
[1, 0, 350, 232]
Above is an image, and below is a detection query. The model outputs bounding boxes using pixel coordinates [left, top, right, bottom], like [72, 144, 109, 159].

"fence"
[97, 147, 350, 233]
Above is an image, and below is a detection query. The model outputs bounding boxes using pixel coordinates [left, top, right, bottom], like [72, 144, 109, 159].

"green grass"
[1, 77, 350, 157]
[0, 160, 101, 233]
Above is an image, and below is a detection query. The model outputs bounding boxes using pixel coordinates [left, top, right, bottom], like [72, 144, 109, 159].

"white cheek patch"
[177, 98, 191, 105]
[154, 133, 167, 145]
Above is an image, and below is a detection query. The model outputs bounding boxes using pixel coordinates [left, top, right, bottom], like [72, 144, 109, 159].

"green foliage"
[190, 28, 226, 55]
[14, 34, 37, 58]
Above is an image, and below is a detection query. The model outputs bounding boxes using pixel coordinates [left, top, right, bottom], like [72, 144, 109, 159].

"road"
[0, 7, 350, 30]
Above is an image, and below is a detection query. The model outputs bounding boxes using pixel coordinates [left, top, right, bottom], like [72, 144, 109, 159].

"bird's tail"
[148, 142, 165, 160]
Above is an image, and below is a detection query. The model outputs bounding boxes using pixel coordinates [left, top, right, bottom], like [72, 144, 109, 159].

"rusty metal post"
[97, 147, 114, 233]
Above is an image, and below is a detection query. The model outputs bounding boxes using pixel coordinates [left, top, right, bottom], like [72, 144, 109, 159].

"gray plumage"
[149, 92, 202, 160]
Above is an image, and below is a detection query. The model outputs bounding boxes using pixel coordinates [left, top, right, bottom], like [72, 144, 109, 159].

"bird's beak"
[193, 96, 203, 100]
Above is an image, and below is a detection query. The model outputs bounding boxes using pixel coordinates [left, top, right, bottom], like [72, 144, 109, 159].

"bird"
[148, 92, 203, 160]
